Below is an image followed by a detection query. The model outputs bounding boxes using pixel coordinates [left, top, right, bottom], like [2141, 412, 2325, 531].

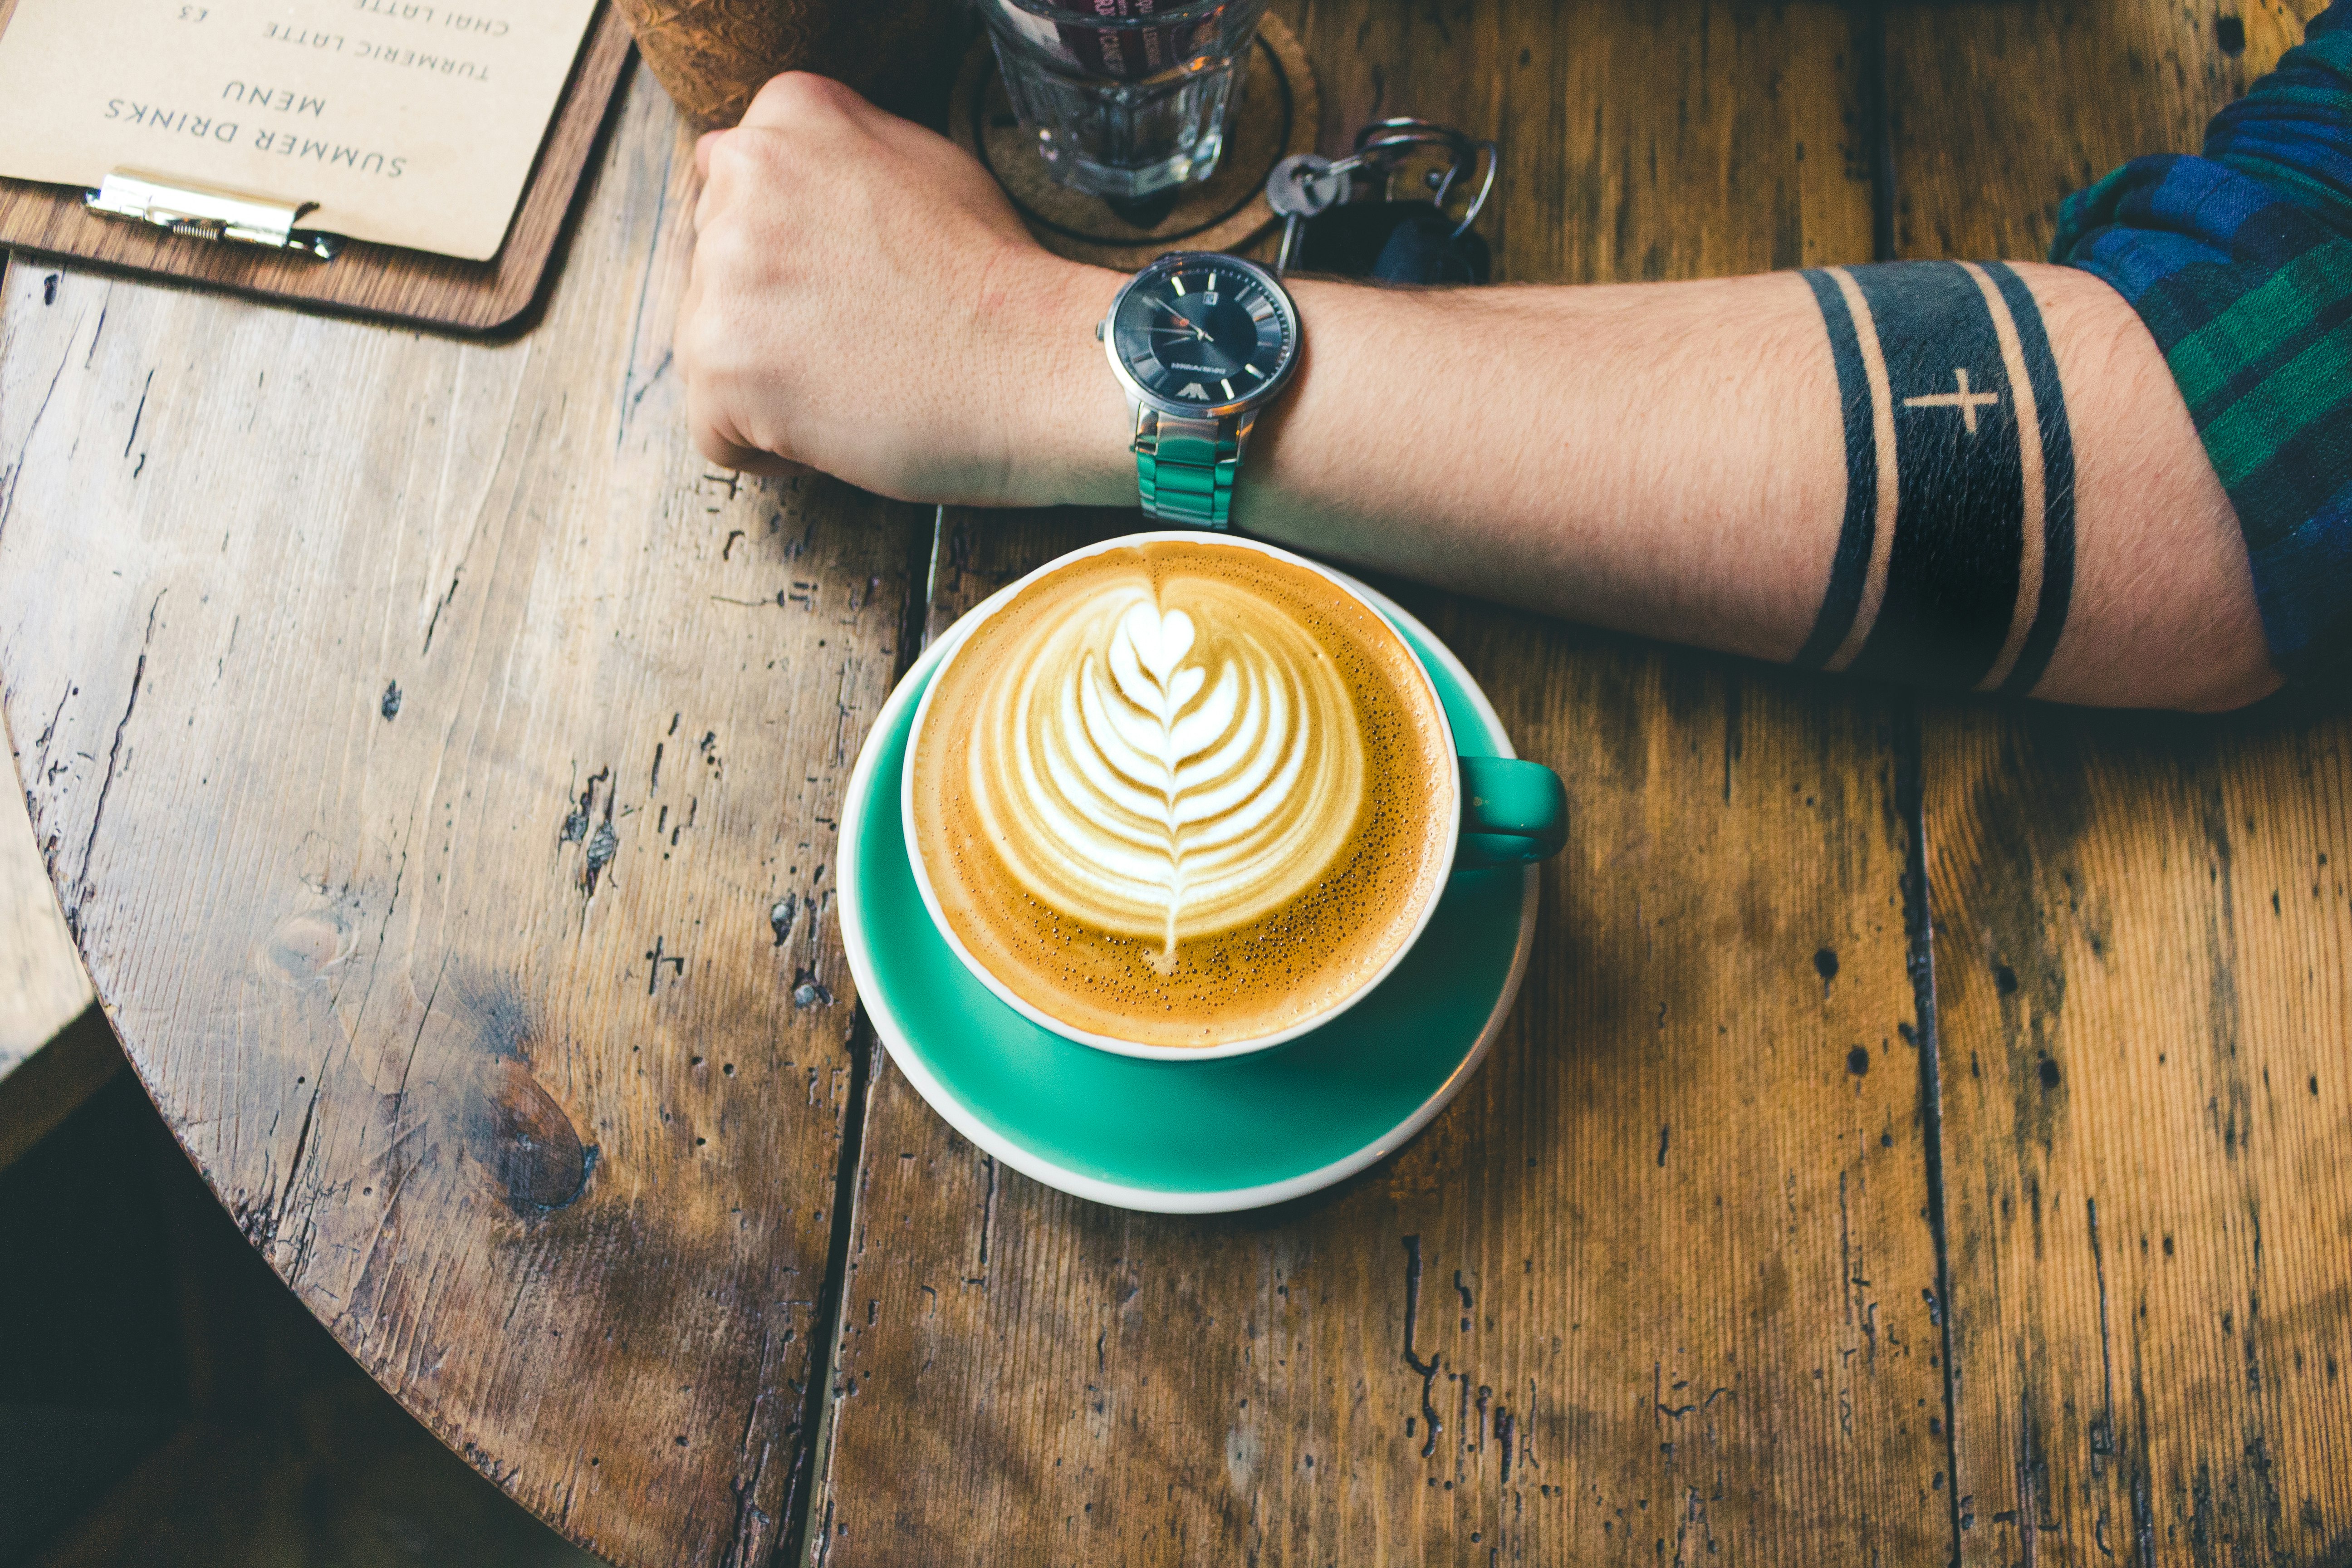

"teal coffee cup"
[904, 531, 1566, 1060]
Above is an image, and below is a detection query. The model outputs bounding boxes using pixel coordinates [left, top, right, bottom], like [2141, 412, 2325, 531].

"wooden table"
[1, 769, 88, 1064]
[0, 772, 105, 1173]
[4, 0, 2344, 1561]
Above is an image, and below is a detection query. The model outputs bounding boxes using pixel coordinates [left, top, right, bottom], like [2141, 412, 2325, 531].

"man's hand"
[678, 73, 1128, 505]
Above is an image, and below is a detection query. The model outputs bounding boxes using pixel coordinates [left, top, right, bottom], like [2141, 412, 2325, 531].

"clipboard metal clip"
[85, 169, 343, 261]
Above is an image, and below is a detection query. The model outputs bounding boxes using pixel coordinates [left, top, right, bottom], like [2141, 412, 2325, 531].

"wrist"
[1012, 258, 1133, 509]
[1042, 259, 1339, 524]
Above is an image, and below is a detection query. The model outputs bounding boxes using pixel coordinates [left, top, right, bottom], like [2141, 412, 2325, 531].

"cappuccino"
[908, 538, 1455, 1049]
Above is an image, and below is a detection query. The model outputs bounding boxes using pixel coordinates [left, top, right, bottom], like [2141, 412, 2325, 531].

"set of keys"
[1263, 118, 1498, 284]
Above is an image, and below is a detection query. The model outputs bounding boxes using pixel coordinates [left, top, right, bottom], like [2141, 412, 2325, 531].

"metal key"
[1265, 153, 1350, 275]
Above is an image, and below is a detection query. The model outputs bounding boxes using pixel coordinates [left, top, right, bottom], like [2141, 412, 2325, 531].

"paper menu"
[0, 0, 599, 261]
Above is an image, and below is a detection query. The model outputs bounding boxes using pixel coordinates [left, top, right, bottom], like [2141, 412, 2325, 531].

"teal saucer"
[838, 575, 1537, 1213]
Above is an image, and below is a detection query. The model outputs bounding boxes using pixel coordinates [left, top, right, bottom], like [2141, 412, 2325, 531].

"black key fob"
[1295, 200, 1492, 285]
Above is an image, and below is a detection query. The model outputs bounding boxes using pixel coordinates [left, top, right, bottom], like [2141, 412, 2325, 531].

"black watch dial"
[1111, 260, 1294, 409]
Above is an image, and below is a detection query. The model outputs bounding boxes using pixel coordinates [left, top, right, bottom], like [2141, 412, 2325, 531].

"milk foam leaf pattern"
[968, 568, 1364, 969]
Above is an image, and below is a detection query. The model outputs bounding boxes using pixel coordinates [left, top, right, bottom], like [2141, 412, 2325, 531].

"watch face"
[1111, 258, 1296, 411]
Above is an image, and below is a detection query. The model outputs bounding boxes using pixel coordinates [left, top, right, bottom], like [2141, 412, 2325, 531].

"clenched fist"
[678, 73, 1131, 506]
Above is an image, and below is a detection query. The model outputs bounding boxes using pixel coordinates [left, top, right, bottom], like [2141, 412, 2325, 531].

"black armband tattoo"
[1794, 261, 2077, 693]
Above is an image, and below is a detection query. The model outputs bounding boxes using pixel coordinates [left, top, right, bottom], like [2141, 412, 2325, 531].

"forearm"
[1245, 276, 1851, 662]
[678, 82, 2275, 711]
[1036, 261, 2274, 710]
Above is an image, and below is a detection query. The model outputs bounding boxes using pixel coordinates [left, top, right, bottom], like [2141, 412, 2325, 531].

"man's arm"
[1200, 269, 2271, 709]
[679, 74, 2279, 712]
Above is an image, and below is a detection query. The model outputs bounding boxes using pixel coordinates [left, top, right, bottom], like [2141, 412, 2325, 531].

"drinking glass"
[975, 0, 1274, 200]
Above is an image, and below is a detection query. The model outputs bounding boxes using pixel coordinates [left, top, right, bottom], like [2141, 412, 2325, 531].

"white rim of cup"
[841, 583, 1534, 1212]
[900, 530, 1463, 1062]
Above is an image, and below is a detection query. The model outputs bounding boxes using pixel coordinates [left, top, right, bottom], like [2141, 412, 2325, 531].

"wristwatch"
[1098, 251, 1302, 531]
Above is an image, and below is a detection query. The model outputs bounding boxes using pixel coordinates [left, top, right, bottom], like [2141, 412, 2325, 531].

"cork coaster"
[949, 13, 1318, 268]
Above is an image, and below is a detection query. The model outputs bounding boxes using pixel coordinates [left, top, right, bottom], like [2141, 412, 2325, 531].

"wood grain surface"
[805, 3, 1959, 1563]
[0, 746, 91, 1072]
[0, 1, 632, 335]
[12, 1075, 597, 1566]
[1885, 1, 2352, 1562]
[0, 63, 929, 1567]
[0, 706, 108, 1177]
[7, 0, 2348, 1561]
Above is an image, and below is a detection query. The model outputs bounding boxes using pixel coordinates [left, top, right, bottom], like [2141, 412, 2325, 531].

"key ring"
[1313, 118, 1499, 239]
[1264, 116, 1502, 275]
[1441, 140, 1499, 239]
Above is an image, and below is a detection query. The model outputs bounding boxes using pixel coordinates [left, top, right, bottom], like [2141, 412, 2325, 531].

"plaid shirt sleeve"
[2051, 3, 2352, 681]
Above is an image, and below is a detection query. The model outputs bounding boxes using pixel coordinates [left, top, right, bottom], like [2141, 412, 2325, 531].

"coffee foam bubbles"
[912, 539, 1454, 1050]
[967, 572, 1363, 969]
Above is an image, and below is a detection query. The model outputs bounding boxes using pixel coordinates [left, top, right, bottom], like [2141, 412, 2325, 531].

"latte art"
[973, 583, 1362, 969]
[910, 538, 1456, 1051]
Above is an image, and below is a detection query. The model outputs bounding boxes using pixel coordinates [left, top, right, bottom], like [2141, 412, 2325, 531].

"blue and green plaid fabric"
[2053, 2, 2352, 681]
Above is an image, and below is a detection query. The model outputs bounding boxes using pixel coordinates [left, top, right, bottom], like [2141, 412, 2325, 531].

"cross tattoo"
[1902, 366, 2001, 434]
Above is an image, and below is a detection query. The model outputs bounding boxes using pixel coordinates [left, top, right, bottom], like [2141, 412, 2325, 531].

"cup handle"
[1456, 755, 1568, 867]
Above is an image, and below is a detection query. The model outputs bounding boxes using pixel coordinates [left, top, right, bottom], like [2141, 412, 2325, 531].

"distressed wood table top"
[1, 767, 90, 1074]
[3, 0, 2344, 1563]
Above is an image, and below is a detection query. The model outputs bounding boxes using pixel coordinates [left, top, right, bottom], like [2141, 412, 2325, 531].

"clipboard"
[0, 0, 633, 334]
